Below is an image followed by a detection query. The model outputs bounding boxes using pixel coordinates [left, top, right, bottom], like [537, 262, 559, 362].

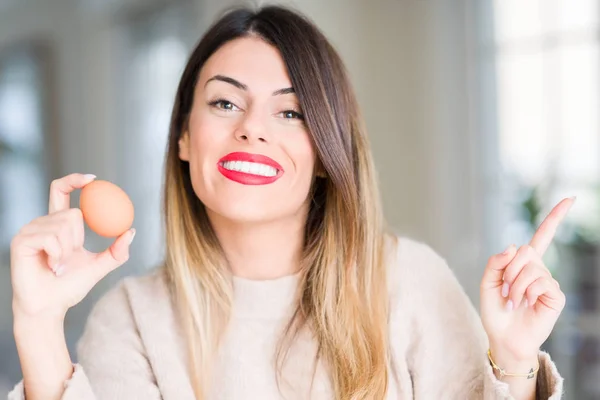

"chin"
[203, 197, 284, 224]
[192, 178, 309, 226]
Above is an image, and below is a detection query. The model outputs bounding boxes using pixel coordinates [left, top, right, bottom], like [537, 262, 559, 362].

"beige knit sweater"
[8, 237, 563, 399]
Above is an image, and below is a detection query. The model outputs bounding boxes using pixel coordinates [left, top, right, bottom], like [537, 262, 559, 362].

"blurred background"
[0, 0, 598, 397]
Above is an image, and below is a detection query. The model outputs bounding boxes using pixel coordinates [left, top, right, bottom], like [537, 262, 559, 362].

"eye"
[280, 110, 304, 120]
[208, 99, 240, 111]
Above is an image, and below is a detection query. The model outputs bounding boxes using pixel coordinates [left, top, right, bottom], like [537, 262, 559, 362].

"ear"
[179, 131, 190, 161]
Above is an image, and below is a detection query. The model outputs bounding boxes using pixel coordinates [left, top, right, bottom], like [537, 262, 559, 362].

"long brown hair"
[162, 5, 391, 399]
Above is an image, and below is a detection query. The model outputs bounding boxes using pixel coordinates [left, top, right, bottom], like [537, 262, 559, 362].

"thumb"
[481, 244, 517, 290]
[92, 228, 136, 279]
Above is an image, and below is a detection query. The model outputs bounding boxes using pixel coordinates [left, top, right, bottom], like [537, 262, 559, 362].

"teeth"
[222, 161, 278, 177]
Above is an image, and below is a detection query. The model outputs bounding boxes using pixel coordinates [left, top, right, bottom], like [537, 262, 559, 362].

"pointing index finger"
[49, 173, 96, 214]
[529, 197, 576, 256]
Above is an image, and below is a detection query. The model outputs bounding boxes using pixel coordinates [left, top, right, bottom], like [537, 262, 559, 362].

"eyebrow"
[205, 74, 295, 96]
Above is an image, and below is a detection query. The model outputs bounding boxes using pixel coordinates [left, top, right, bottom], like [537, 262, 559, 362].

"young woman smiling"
[9, 5, 570, 400]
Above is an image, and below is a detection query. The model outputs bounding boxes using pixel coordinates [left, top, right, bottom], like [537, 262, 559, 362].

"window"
[0, 45, 49, 257]
[478, 1, 600, 397]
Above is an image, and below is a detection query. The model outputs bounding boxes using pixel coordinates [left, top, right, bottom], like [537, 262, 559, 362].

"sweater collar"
[231, 272, 301, 319]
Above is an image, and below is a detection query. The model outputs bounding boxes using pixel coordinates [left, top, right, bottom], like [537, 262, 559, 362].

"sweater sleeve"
[7, 281, 162, 400]
[391, 238, 564, 399]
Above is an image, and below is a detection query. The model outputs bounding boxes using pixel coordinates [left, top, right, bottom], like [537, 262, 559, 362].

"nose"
[234, 107, 268, 144]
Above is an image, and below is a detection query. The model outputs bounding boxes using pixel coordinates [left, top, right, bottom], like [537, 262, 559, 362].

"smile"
[220, 161, 278, 177]
[217, 152, 283, 185]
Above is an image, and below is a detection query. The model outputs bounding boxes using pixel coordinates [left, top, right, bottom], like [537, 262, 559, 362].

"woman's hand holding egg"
[10, 173, 135, 320]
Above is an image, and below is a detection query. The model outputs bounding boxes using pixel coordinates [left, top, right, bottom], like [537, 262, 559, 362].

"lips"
[217, 152, 284, 185]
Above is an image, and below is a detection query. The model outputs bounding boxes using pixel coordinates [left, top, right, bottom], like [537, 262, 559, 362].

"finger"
[502, 245, 548, 289]
[529, 197, 576, 256]
[526, 276, 566, 312]
[481, 244, 517, 289]
[49, 173, 96, 214]
[65, 208, 85, 250]
[18, 225, 70, 271]
[19, 210, 86, 270]
[51, 209, 85, 276]
[90, 228, 136, 281]
[508, 263, 546, 310]
[12, 232, 62, 272]
[22, 209, 85, 250]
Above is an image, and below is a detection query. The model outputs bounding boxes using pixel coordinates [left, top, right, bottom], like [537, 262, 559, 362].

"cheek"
[296, 133, 317, 174]
[283, 131, 317, 187]
[188, 113, 230, 164]
[184, 115, 228, 199]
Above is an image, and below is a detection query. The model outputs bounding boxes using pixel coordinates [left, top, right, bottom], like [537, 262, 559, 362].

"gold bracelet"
[487, 349, 539, 379]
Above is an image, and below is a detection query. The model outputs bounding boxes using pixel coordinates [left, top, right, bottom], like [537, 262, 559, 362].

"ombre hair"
[162, 5, 392, 399]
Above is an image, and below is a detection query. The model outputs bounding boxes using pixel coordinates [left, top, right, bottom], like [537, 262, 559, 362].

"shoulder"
[384, 237, 490, 395]
[89, 267, 169, 312]
[384, 234, 447, 268]
[76, 267, 175, 362]
[384, 234, 474, 317]
[79, 267, 172, 340]
[384, 234, 455, 294]
[74, 267, 187, 396]
[121, 266, 172, 309]
[384, 234, 486, 349]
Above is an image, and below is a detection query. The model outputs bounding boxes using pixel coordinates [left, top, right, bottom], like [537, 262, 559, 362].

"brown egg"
[79, 180, 134, 238]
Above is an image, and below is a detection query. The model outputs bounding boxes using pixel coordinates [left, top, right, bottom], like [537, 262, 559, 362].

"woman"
[9, 5, 570, 400]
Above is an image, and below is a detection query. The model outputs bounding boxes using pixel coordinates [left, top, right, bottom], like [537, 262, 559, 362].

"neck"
[207, 210, 307, 280]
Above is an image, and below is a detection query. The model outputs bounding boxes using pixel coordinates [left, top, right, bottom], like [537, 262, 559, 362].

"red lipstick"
[217, 152, 284, 185]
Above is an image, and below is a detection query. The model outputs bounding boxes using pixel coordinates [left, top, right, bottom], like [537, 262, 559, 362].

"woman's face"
[179, 36, 317, 224]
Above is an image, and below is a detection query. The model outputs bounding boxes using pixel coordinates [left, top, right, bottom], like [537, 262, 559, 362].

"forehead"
[198, 36, 293, 90]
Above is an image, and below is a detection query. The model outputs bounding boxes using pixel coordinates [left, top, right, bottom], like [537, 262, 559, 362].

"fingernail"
[502, 244, 513, 255]
[506, 300, 514, 311]
[570, 196, 577, 203]
[128, 229, 136, 245]
[524, 299, 529, 308]
[84, 174, 97, 180]
[54, 265, 65, 276]
[501, 282, 510, 298]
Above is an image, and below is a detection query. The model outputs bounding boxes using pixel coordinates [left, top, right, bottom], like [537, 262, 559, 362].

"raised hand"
[10, 173, 136, 320]
[480, 197, 575, 363]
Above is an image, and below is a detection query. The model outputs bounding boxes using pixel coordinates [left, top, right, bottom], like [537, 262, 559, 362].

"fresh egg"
[79, 180, 134, 238]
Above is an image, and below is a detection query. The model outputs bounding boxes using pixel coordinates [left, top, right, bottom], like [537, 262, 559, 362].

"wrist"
[488, 346, 539, 377]
[13, 310, 65, 338]
[13, 300, 66, 325]
[12, 310, 73, 398]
